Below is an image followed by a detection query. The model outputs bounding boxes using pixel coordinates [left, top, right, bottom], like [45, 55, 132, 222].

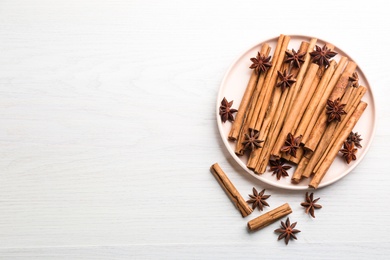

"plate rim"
[216, 34, 377, 190]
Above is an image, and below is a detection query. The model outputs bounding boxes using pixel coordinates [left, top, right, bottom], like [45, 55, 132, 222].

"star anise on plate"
[242, 129, 264, 151]
[249, 52, 272, 74]
[269, 158, 292, 180]
[309, 44, 338, 68]
[349, 71, 359, 88]
[274, 218, 301, 245]
[339, 141, 357, 164]
[280, 133, 302, 157]
[285, 49, 306, 68]
[276, 69, 296, 92]
[219, 97, 238, 123]
[347, 131, 363, 148]
[246, 187, 271, 211]
[326, 98, 347, 123]
[301, 192, 322, 218]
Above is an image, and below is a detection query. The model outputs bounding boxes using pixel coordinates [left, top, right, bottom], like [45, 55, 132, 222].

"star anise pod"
[280, 133, 302, 157]
[349, 71, 359, 88]
[274, 218, 301, 245]
[242, 129, 264, 151]
[246, 187, 270, 211]
[309, 44, 338, 68]
[326, 98, 347, 123]
[249, 52, 272, 74]
[339, 141, 357, 164]
[301, 192, 322, 218]
[276, 70, 296, 92]
[347, 131, 363, 148]
[269, 158, 292, 180]
[285, 49, 306, 68]
[219, 97, 238, 123]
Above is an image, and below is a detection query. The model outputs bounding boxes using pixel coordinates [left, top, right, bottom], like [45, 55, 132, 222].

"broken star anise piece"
[246, 187, 271, 211]
[285, 49, 306, 69]
[242, 129, 264, 151]
[301, 192, 322, 218]
[269, 158, 292, 180]
[326, 98, 347, 123]
[347, 131, 363, 148]
[349, 71, 359, 88]
[219, 97, 238, 123]
[280, 133, 302, 157]
[339, 141, 357, 164]
[249, 52, 272, 74]
[276, 69, 296, 92]
[309, 44, 338, 68]
[274, 218, 301, 245]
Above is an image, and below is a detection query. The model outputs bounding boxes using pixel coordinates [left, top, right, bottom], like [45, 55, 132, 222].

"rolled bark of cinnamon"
[247, 36, 291, 170]
[309, 101, 368, 188]
[247, 203, 292, 231]
[271, 63, 319, 158]
[229, 43, 270, 141]
[234, 45, 272, 155]
[254, 42, 310, 173]
[210, 163, 253, 217]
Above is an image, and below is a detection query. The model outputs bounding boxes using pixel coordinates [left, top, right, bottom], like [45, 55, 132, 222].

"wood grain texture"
[0, 0, 389, 258]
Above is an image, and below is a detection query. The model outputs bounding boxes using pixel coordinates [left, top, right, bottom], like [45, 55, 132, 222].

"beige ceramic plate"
[217, 35, 376, 190]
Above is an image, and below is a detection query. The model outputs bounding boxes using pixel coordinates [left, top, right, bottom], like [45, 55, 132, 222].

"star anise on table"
[269, 158, 292, 180]
[246, 187, 271, 211]
[309, 44, 338, 68]
[326, 98, 347, 123]
[249, 52, 272, 74]
[285, 49, 306, 69]
[274, 218, 301, 245]
[339, 141, 357, 164]
[301, 192, 322, 218]
[349, 71, 359, 88]
[276, 69, 296, 92]
[280, 133, 302, 157]
[242, 129, 264, 151]
[347, 131, 363, 148]
[219, 97, 238, 123]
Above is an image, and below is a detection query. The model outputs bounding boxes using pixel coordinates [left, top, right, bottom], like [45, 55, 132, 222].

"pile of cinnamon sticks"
[228, 34, 367, 188]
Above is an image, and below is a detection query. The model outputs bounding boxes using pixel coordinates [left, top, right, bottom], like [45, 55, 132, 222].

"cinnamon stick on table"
[210, 163, 253, 217]
[247, 203, 292, 231]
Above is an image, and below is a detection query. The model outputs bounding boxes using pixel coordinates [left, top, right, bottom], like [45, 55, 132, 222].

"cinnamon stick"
[234, 45, 272, 155]
[210, 163, 253, 217]
[309, 101, 368, 188]
[247, 36, 291, 169]
[247, 203, 292, 231]
[229, 43, 270, 141]
[271, 63, 319, 158]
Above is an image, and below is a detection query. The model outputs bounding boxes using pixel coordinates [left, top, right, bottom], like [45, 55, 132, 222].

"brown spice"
[274, 217, 301, 245]
[249, 52, 272, 74]
[242, 129, 264, 151]
[309, 44, 337, 68]
[285, 49, 306, 69]
[347, 131, 363, 148]
[280, 133, 302, 157]
[300, 192, 322, 218]
[269, 158, 291, 180]
[246, 187, 271, 211]
[339, 141, 357, 164]
[276, 69, 296, 92]
[219, 97, 238, 123]
[326, 98, 347, 123]
[349, 72, 359, 88]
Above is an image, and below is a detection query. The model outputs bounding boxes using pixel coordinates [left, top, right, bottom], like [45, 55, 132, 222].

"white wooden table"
[1, 0, 389, 259]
